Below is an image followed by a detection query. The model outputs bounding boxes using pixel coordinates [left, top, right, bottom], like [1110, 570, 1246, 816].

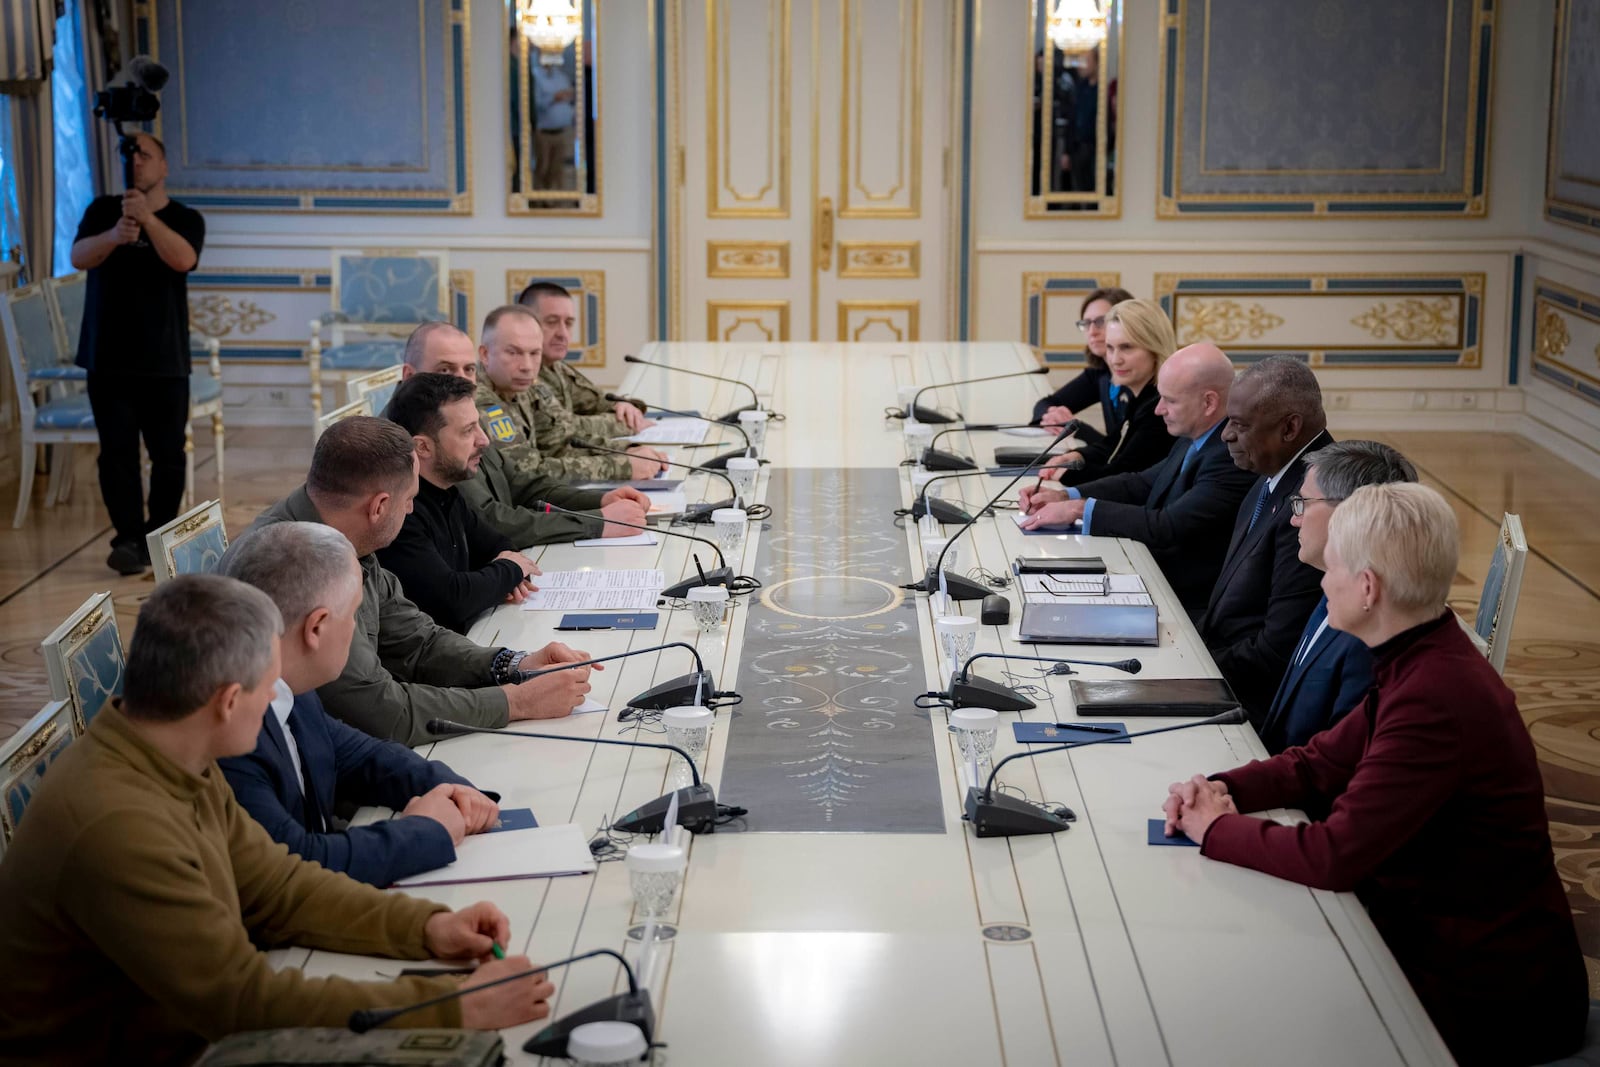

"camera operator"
[70, 132, 205, 576]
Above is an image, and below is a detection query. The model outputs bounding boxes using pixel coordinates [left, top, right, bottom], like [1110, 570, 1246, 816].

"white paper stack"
[519, 569, 665, 611]
[627, 421, 709, 445]
[391, 823, 598, 887]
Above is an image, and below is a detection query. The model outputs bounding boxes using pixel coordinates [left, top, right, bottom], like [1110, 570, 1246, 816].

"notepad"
[642, 490, 688, 516]
[573, 531, 660, 548]
[1148, 819, 1199, 847]
[391, 823, 597, 886]
[1012, 721, 1130, 744]
[487, 808, 538, 833]
[627, 420, 709, 445]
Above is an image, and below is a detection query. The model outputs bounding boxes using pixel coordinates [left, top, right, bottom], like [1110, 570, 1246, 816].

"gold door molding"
[837, 241, 920, 279]
[708, 300, 792, 342]
[706, 0, 792, 217]
[838, 0, 922, 218]
[707, 241, 792, 279]
[838, 300, 919, 342]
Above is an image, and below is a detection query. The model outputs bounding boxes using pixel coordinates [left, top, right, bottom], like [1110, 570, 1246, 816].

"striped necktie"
[1245, 483, 1269, 534]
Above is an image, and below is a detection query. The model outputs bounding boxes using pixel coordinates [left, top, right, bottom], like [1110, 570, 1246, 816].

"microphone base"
[964, 786, 1073, 838]
[920, 448, 978, 471]
[922, 566, 993, 602]
[627, 670, 716, 712]
[911, 497, 976, 524]
[662, 567, 734, 599]
[522, 989, 656, 1058]
[613, 782, 720, 835]
[698, 448, 750, 470]
[950, 673, 1037, 713]
[680, 497, 737, 524]
[911, 403, 960, 424]
[715, 403, 759, 424]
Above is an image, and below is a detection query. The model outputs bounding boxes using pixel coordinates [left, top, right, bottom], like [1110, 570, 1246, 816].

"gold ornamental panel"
[706, 0, 791, 218]
[838, 0, 922, 218]
[837, 241, 920, 279]
[837, 300, 919, 343]
[708, 300, 791, 342]
[707, 241, 791, 279]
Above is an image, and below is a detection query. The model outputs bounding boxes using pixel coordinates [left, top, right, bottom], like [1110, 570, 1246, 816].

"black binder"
[1068, 677, 1240, 717]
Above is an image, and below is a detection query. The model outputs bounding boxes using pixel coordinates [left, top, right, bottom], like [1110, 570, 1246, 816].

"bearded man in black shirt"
[69, 132, 206, 575]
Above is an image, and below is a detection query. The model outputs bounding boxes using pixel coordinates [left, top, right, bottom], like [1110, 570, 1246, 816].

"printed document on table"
[627, 420, 709, 445]
[643, 490, 688, 516]
[391, 823, 597, 886]
[573, 532, 660, 548]
[1000, 427, 1054, 437]
[519, 569, 664, 611]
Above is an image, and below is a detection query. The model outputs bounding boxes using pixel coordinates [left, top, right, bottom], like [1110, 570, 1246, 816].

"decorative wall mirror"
[1026, 0, 1122, 217]
[507, 0, 601, 214]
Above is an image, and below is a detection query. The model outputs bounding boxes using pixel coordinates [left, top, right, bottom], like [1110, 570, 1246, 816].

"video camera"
[92, 56, 168, 186]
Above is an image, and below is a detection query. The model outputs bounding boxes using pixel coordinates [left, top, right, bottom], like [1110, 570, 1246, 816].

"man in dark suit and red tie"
[1199, 356, 1332, 720]
[1018, 343, 1257, 614]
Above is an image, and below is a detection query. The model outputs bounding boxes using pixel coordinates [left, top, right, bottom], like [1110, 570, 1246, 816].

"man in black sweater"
[379, 373, 540, 634]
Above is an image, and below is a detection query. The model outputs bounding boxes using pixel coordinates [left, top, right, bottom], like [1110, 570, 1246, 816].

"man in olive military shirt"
[519, 280, 654, 436]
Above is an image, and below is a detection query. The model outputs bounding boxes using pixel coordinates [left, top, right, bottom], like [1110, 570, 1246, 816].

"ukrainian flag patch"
[483, 406, 518, 443]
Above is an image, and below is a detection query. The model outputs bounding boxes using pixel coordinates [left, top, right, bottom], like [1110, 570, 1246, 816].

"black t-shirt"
[72, 194, 206, 377]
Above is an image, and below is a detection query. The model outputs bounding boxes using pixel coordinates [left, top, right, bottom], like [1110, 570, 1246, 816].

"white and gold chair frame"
[41, 591, 125, 734]
[345, 364, 406, 418]
[0, 699, 78, 858]
[146, 499, 228, 584]
[1474, 513, 1528, 675]
[186, 333, 226, 509]
[313, 395, 375, 443]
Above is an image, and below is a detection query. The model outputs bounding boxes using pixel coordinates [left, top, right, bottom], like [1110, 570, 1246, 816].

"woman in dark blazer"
[1039, 297, 1177, 487]
[1164, 483, 1586, 1066]
[1030, 286, 1134, 439]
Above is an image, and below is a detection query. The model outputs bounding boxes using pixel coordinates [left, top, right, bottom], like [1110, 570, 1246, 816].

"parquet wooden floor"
[2, 427, 1598, 991]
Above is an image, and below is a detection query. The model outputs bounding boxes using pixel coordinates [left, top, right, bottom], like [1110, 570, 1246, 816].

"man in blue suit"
[218, 520, 502, 887]
[1256, 440, 1418, 753]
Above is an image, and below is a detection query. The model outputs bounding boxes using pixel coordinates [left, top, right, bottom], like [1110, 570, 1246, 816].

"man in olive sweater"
[0, 575, 553, 1066]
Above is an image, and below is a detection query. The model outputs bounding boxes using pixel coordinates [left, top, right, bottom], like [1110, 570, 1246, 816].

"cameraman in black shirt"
[69, 132, 205, 575]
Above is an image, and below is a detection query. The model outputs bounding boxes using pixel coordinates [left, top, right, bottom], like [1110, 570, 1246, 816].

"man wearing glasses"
[1256, 441, 1418, 753]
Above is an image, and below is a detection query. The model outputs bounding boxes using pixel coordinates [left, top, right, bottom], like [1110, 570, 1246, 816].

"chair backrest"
[41, 592, 124, 734]
[331, 249, 449, 327]
[0, 284, 68, 402]
[146, 500, 228, 584]
[346, 364, 406, 416]
[0, 699, 78, 858]
[44, 271, 87, 358]
[313, 395, 374, 441]
[1474, 513, 1528, 674]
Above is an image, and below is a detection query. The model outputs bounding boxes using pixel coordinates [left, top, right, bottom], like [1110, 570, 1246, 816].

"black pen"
[1053, 722, 1123, 734]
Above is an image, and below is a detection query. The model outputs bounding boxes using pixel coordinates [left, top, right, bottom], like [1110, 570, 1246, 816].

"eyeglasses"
[1075, 316, 1108, 333]
[1288, 494, 1341, 516]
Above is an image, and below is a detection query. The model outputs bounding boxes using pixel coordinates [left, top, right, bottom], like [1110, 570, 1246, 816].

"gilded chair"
[0, 700, 78, 859]
[41, 592, 125, 734]
[38, 272, 89, 383]
[186, 332, 226, 507]
[307, 249, 448, 423]
[146, 499, 228, 584]
[345, 363, 406, 418]
[1474, 513, 1528, 675]
[2, 283, 97, 527]
[313, 395, 374, 442]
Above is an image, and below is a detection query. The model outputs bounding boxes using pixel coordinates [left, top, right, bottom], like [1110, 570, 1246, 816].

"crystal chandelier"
[517, 0, 582, 60]
[1047, 0, 1109, 55]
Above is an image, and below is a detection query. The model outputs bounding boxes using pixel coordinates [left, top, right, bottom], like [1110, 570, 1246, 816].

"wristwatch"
[491, 648, 528, 685]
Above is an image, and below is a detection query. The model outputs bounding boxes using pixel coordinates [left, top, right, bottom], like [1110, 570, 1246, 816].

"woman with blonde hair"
[1163, 482, 1585, 1065]
[1039, 297, 1176, 486]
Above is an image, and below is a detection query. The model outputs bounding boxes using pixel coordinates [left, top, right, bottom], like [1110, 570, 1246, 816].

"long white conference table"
[297, 343, 1453, 1066]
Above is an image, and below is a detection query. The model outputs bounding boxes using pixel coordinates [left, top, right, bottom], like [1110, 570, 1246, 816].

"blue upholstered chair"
[41, 592, 124, 734]
[345, 364, 405, 418]
[307, 250, 449, 428]
[313, 395, 374, 441]
[1473, 512, 1528, 675]
[1, 283, 98, 528]
[146, 499, 228, 584]
[0, 699, 78, 859]
[186, 332, 226, 507]
[43, 272, 89, 378]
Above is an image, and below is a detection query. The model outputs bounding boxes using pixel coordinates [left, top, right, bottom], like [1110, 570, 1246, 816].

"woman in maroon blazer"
[1163, 482, 1586, 1066]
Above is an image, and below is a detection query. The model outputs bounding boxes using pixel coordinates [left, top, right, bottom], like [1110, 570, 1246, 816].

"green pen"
[491, 942, 506, 960]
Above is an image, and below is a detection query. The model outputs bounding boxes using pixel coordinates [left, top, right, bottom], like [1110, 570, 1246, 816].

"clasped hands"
[421, 903, 556, 1029]
[1015, 484, 1084, 531]
[1161, 774, 1237, 846]
[402, 782, 501, 845]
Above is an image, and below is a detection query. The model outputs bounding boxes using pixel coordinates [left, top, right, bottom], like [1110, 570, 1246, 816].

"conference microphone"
[905, 366, 1050, 424]
[965, 707, 1249, 838]
[543, 502, 733, 599]
[568, 437, 741, 520]
[914, 426, 1074, 602]
[603, 392, 753, 469]
[515, 639, 736, 716]
[909, 466, 1037, 524]
[921, 423, 1041, 471]
[623, 353, 776, 424]
[428, 718, 729, 835]
[349, 946, 655, 1058]
[947, 652, 1142, 712]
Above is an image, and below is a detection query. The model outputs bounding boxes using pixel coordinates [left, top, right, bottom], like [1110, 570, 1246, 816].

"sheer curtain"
[52, 0, 92, 274]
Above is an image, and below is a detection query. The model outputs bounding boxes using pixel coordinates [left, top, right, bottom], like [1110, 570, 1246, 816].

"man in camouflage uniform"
[474, 305, 665, 482]
[519, 280, 653, 435]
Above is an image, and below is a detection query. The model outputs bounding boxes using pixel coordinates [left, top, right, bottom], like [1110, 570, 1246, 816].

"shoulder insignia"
[482, 406, 519, 443]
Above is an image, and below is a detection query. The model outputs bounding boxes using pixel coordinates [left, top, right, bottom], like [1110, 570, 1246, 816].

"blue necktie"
[1293, 599, 1329, 665]
[1179, 441, 1200, 476]
[1245, 483, 1268, 534]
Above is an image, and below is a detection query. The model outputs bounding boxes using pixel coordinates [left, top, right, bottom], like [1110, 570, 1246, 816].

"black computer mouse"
[980, 593, 1010, 626]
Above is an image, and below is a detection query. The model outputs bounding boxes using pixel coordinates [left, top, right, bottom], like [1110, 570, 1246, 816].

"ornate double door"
[674, 0, 954, 343]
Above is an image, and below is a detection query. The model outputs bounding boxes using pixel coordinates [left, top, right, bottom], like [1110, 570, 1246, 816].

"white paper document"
[573, 696, 608, 715]
[573, 532, 660, 548]
[1000, 426, 1054, 437]
[391, 823, 597, 887]
[643, 490, 688, 516]
[519, 569, 664, 611]
[1013, 511, 1081, 532]
[627, 420, 709, 445]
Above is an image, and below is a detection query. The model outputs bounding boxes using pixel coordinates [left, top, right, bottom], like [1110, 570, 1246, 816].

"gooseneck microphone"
[909, 466, 1036, 524]
[348, 947, 655, 1059]
[946, 652, 1142, 712]
[917, 426, 1074, 602]
[921, 423, 1041, 472]
[965, 707, 1249, 837]
[603, 393, 752, 468]
[543, 502, 732, 599]
[568, 438, 741, 518]
[428, 719, 726, 835]
[906, 366, 1050, 424]
[516, 638, 734, 716]
[623, 353, 775, 423]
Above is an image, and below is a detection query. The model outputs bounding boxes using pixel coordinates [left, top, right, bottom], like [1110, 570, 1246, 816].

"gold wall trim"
[708, 300, 791, 341]
[450, 269, 475, 337]
[837, 241, 920, 279]
[1177, 300, 1285, 345]
[706, 0, 791, 218]
[1532, 278, 1600, 393]
[1021, 271, 1122, 362]
[707, 241, 791, 279]
[506, 0, 603, 216]
[1024, 0, 1123, 218]
[837, 300, 920, 342]
[1544, 0, 1600, 234]
[839, 0, 922, 218]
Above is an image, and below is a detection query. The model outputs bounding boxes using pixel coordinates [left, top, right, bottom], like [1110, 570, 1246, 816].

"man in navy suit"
[1199, 356, 1333, 721]
[1256, 441, 1418, 753]
[1019, 344, 1257, 613]
[218, 520, 502, 887]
